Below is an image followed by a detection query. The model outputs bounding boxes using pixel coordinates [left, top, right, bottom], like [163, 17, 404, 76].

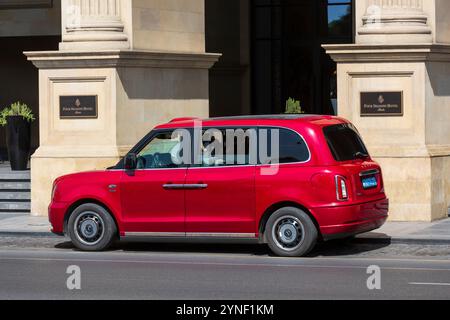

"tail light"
[335, 175, 349, 201]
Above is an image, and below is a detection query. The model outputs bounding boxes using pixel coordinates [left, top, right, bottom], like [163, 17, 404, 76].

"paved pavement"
[358, 218, 450, 244]
[0, 246, 449, 300]
[0, 213, 449, 245]
[0, 224, 449, 300]
[0, 214, 50, 236]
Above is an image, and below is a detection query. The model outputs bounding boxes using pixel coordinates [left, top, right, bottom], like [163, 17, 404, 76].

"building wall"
[0, 0, 61, 37]
[131, 0, 205, 52]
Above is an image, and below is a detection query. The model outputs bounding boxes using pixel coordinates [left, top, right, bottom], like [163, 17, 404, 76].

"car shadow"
[54, 236, 392, 258]
[55, 240, 270, 256]
[118, 241, 272, 256]
[307, 237, 392, 257]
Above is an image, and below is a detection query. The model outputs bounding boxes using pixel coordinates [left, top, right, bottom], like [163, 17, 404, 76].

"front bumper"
[48, 200, 68, 235]
[313, 198, 389, 241]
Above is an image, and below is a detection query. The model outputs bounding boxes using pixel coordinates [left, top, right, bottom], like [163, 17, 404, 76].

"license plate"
[362, 176, 378, 189]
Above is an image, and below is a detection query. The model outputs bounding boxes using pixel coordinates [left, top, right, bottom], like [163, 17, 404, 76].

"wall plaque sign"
[59, 96, 98, 119]
[360, 92, 403, 117]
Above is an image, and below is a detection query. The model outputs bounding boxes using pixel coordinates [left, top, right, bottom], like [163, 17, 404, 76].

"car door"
[184, 127, 256, 236]
[120, 130, 187, 235]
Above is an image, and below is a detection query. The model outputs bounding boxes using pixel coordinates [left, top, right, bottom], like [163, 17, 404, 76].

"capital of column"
[60, 0, 129, 50]
[358, 0, 432, 44]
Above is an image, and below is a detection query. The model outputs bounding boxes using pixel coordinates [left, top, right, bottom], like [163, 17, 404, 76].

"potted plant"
[285, 97, 305, 114]
[0, 102, 35, 171]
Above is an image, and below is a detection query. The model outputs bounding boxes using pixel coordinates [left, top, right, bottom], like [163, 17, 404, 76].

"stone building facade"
[0, 0, 448, 221]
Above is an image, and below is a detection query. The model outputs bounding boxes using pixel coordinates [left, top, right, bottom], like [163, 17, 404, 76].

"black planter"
[6, 116, 31, 171]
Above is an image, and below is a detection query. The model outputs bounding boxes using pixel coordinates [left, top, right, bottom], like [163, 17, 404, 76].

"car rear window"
[323, 124, 369, 162]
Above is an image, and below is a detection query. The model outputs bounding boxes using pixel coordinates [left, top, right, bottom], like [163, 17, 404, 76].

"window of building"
[327, 0, 353, 39]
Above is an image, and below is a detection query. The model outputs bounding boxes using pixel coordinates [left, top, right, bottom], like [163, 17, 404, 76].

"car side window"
[197, 128, 254, 167]
[259, 128, 310, 164]
[279, 128, 309, 163]
[136, 131, 184, 169]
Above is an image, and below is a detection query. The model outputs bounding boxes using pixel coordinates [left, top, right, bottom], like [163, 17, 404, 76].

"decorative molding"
[347, 71, 414, 78]
[61, 0, 128, 49]
[24, 50, 222, 70]
[323, 44, 450, 63]
[48, 76, 107, 83]
[0, 0, 52, 9]
[427, 145, 450, 158]
[45, 74, 109, 145]
[359, 0, 432, 43]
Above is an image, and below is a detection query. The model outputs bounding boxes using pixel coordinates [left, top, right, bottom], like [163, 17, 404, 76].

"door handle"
[162, 184, 208, 190]
[162, 184, 186, 190]
[184, 184, 208, 190]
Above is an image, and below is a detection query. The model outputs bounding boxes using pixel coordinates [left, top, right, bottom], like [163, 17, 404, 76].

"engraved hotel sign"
[60, 96, 98, 119]
[360, 92, 403, 117]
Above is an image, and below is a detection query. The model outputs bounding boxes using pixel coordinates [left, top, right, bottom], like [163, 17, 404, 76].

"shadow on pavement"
[308, 238, 392, 257]
[54, 237, 392, 258]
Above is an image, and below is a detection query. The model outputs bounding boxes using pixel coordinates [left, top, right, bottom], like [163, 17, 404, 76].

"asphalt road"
[0, 236, 449, 300]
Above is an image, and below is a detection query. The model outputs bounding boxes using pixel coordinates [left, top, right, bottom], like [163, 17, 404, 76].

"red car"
[49, 115, 388, 257]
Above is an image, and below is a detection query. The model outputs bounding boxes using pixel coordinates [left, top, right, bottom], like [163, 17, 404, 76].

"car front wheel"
[67, 203, 117, 251]
[265, 207, 318, 257]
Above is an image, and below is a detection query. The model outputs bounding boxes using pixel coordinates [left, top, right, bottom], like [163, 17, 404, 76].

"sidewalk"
[0, 213, 449, 244]
[356, 218, 450, 245]
[0, 214, 53, 237]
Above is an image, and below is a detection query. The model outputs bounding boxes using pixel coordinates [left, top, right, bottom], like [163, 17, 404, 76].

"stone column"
[25, 0, 220, 217]
[60, 0, 129, 50]
[358, 0, 432, 44]
[324, 0, 450, 221]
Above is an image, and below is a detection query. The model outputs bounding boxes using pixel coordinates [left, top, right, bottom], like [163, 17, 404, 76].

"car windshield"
[323, 124, 369, 162]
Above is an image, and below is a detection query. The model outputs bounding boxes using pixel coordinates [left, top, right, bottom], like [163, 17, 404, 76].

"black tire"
[265, 207, 318, 257]
[67, 203, 117, 251]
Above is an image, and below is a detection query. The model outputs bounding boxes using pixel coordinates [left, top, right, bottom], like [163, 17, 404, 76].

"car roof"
[156, 114, 348, 129]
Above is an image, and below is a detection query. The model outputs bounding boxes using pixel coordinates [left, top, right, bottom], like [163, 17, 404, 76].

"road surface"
[0, 236, 449, 300]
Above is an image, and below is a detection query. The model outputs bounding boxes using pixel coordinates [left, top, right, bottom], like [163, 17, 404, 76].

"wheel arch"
[258, 201, 322, 242]
[63, 198, 120, 236]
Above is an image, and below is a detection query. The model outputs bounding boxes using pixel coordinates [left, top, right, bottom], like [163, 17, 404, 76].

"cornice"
[24, 50, 222, 70]
[323, 44, 450, 63]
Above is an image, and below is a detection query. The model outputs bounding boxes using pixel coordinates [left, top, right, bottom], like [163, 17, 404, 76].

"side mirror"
[124, 153, 137, 170]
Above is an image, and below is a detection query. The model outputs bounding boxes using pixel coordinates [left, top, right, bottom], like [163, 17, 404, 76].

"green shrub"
[0, 102, 35, 127]
[284, 97, 304, 114]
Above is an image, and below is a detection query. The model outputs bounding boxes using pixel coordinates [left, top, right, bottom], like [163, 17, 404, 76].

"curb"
[0, 231, 57, 238]
[0, 231, 450, 246]
[354, 236, 450, 246]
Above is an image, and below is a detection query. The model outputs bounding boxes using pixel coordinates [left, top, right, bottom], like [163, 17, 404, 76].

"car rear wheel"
[68, 203, 117, 251]
[265, 207, 318, 257]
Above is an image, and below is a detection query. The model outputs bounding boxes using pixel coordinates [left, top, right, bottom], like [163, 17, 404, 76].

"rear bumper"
[48, 200, 68, 235]
[314, 198, 389, 241]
